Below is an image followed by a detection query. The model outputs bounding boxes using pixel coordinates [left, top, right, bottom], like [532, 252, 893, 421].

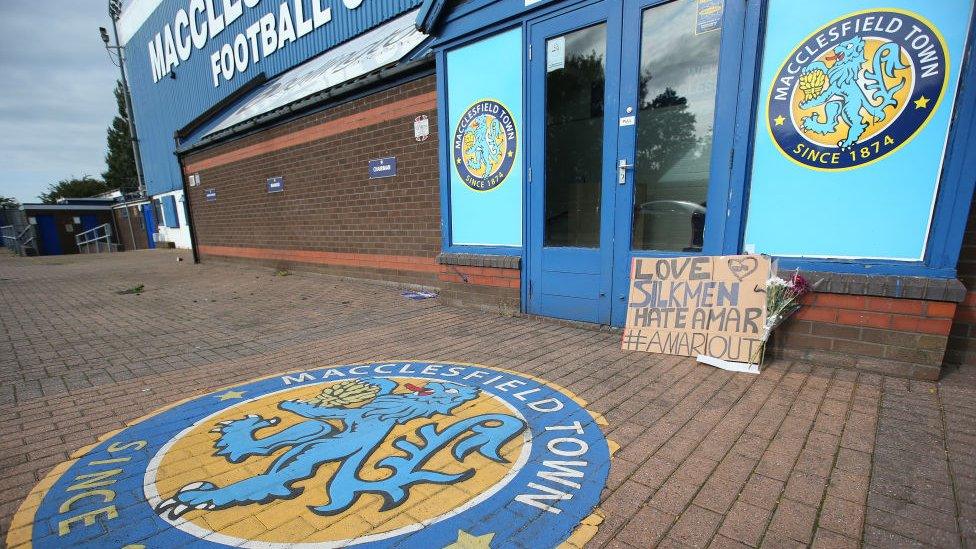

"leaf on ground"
[117, 284, 144, 295]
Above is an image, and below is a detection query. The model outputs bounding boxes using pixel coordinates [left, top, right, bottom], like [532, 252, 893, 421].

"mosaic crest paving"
[13, 362, 611, 548]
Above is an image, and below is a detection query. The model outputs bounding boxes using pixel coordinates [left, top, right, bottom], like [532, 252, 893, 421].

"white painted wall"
[153, 189, 193, 249]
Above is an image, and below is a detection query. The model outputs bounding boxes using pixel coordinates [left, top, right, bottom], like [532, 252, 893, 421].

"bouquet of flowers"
[752, 269, 814, 364]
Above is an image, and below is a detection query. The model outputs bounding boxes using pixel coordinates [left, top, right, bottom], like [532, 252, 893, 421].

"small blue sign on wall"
[368, 157, 397, 179]
[267, 176, 284, 193]
[204, 188, 217, 202]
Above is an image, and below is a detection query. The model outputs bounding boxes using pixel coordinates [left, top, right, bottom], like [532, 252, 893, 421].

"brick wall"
[178, 72, 972, 380]
[945, 192, 976, 367]
[772, 293, 957, 380]
[437, 264, 520, 314]
[182, 75, 519, 310]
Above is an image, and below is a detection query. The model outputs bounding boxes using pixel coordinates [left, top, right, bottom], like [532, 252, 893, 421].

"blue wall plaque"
[369, 157, 398, 179]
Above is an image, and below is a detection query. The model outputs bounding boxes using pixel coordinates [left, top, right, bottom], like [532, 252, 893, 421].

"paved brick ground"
[1, 249, 974, 547]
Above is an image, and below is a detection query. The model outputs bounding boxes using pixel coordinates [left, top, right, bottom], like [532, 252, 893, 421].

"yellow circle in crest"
[789, 38, 914, 148]
[151, 378, 526, 545]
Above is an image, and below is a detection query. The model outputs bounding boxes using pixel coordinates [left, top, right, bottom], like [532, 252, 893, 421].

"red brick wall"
[946, 193, 976, 366]
[438, 265, 520, 290]
[184, 77, 440, 283]
[185, 78, 440, 261]
[182, 75, 519, 309]
[772, 293, 956, 380]
[437, 264, 520, 314]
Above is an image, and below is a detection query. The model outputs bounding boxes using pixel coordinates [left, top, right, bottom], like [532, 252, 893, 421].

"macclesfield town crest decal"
[454, 99, 518, 191]
[13, 362, 611, 548]
[767, 9, 948, 170]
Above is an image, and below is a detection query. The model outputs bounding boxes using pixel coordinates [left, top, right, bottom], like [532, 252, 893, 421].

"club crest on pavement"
[12, 362, 611, 548]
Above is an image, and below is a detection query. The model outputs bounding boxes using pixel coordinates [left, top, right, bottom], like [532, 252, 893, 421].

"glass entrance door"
[609, 0, 728, 326]
[526, 2, 622, 324]
[528, 0, 731, 326]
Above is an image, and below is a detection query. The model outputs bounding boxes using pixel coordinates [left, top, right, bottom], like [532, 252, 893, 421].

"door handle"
[618, 159, 634, 185]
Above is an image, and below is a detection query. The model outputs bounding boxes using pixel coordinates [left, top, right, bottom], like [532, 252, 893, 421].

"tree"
[634, 85, 698, 187]
[543, 51, 608, 247]
[39, 176, 112, 204]
[102, 80, 138, 194]
[0, 196, 19, 209]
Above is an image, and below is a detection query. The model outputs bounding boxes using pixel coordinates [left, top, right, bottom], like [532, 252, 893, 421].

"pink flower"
[789, 271, 810, 296]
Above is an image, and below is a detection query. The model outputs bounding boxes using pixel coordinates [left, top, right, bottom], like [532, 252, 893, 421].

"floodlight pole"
[103, 0, 147, 199]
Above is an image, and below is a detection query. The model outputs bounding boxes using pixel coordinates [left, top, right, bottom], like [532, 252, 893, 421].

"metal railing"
[75, 223, 117, 254]
[1, 224, 36, 256]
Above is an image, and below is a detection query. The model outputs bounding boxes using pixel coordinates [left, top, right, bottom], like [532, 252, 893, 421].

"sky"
[0, 1, 120, 204]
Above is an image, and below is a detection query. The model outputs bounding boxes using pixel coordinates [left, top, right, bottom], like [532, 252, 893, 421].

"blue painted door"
[528, 0, 745, 326]
[35, 215, 62, 255]
[81, 214, 98, 233]
[608, 0, 747, 326]
[141, 204, 157, 249]
[527, 1, 623, 324]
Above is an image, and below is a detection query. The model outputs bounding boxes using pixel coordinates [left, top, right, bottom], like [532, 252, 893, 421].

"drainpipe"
[106, 3, 147, 198]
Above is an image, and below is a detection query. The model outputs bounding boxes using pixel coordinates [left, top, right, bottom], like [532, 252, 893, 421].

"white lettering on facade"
[146, 0, 364, 86]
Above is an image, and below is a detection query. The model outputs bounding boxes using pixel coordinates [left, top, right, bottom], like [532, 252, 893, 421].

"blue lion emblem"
[464, 114, 503, 175]
[453, 99, 517, 191]
[155, 378, 525, 519]
[798, 36, 907, 149]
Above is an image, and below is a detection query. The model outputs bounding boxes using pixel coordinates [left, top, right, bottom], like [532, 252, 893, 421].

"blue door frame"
[609, 0, 751, 326]
[526, 1, 623, 324]
[142, 204, 157, 249]
[35, 215, 62, 256]
[526, 0, 750, 326]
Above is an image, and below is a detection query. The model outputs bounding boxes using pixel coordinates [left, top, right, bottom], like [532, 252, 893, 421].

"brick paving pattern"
[1, 249, 974, 547]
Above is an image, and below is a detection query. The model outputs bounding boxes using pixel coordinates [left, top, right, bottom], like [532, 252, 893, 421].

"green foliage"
[117, 284, 144, 295]
[0, 196, 19, 209]
[635, 85, 698, 185]
[102, 81, 138, 194]
[39, 176, 112, 204]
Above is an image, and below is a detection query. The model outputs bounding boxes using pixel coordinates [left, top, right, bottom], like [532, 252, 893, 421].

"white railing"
[1, 225, 35, 256]
[75, 223, 116, 254]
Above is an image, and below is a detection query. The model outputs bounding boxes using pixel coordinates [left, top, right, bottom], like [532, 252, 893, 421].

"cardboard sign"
[622, 255, 770, 364]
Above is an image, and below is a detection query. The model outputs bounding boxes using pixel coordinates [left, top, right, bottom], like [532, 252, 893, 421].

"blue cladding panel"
[124, 0, 423, 196]
[162, 195, 180, 227]
[743, 0, 975, 261]
[446, 28, 523, 246]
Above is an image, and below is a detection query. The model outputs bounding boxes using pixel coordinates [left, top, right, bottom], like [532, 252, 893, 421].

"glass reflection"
[632, 0, 722, 252]
[544, 24, 607, 248]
